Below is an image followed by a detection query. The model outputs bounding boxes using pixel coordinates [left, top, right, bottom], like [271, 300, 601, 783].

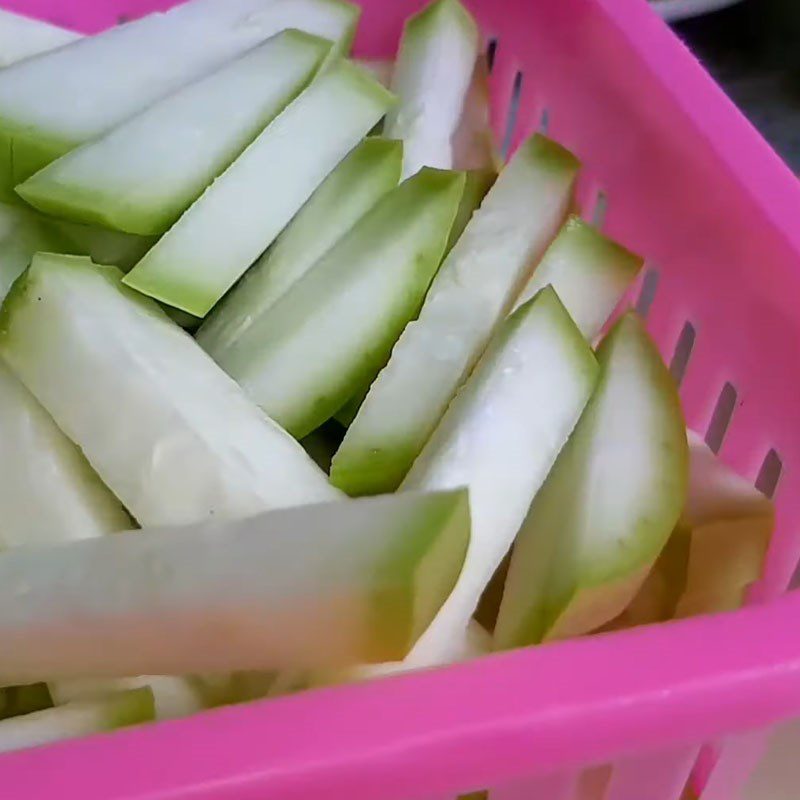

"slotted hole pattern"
[635, 268, 660, 319]
[486, 37, 498, 73]
[501, 70, 523, 159]
[755, 449, 783, 500]
[670, 321, 696, 388]
[592, 190, 608, 228]
[705, 382, 738, 455]
[539, 107, 550, 134]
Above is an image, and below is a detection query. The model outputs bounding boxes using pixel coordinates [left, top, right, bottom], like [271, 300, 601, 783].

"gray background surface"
[673, 0, 800, 171]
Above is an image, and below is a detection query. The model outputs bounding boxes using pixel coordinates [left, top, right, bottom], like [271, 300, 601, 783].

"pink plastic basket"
[2, 0, 800, 798]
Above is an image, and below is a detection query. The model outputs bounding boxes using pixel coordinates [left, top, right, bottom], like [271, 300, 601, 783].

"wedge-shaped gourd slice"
[0, 490, 469, 682]
[615, 431, 775, 627]
[385, 0, 479, 178]
[0, 0, 359, 193]
[0, 9, 80, 67]
[355, 58, 393, 87]
[268, 578, 493, 694]
[0, 684, 51, 722]
[513, 216, 643, 340]
[396, 287, 598, 667]
[365, 620, 491, 679]
[189, 672, 281, 708]
[331, 134, 579, 495]
[0, 344, 202, 719]
[446, 166, 495, 255]
[494, 313, 689, 649]
[452, 55, 499, 172]
[311, 618, 491, 691]
[671, 432, 774, 616]
[50, 218, 156, 272]
[0, 200, 156, 278]
[17, 31, 330, 236]
[217, 168, 465, 438]
[0, 253, 339, 527]
[243, 0, 359, 62]
[123, 61, 394, 317]
[49, 676, 205, 721]
[0, 203, 74, 301]
[0, 688, 154, 753]
[333, 166, 494, 429]
[359, 52, 498, 171]
[0, 360, 130, 549]
[197, 137, 403, 360]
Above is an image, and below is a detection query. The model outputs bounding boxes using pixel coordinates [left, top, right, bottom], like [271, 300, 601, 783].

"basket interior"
[0, 2, 800, 798]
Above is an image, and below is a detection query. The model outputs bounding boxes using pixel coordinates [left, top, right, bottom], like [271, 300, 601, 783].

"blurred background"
[656, 0, 799, 172]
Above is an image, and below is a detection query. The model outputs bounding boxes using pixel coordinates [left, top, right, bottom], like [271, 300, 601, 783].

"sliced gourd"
[400, 287, 598, 666]
[217, 168, 465, 438]
[385, 0, 479, 178]
[360, 51, 498, 171]
[372, 619, 491, 676]
[0, 0, 359, 195]
[52, 218, 157, 272]
[0, 684, 51, 722]
[0, 490, 469, 682]
[0, 344, 204, 721]
[494, 313, 689, 649]
[0, 689, 154, 754]
[123, 60, 394, 317]
[187, 672, 279, 708]
[197, 137, 403, 360]
[0, 360, 130, 549]
[0, 253, 340, 528]
[672, 431, 774, 616]
[334, 166, 494, 428]
[319, 618, 491, 689]
[0, 9, 80, 67]
[613, 431, 775, 627]
[17, 31, 330, 235]
[0, 202, 73, 301]
[446, 167, 495, 254]
[354, 58, 393, 87]
[513, 215, 643, 340]
[331, 134, 579, 495]
[49, 676, 205, 721]
[452, 54, 499, 171]
[0, 199, 156, 276]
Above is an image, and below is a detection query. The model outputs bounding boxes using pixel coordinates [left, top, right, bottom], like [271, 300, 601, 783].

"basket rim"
[4, 591, 800, 797]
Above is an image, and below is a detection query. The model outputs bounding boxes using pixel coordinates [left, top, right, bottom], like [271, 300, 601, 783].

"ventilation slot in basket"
[755, 449, 783, 500]
[669, 321, 696, 387]
[539, 107, 550, 135]
[635, 268, 659, 319]
[592, 190, 608, 228]
[486, 37, 498, 73]
[501, 70, 523, 160]
[705, 382, 737, 455]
